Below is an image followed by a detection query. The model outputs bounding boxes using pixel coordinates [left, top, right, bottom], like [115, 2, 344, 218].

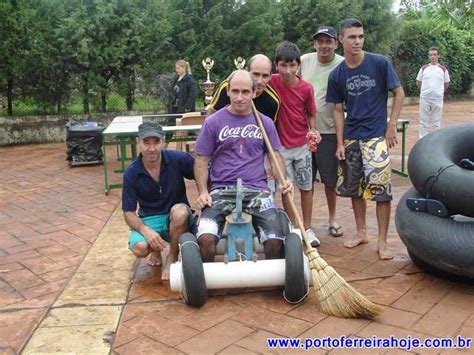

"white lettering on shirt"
[218, 124, 263, 141]
[346, 74, 376, 96]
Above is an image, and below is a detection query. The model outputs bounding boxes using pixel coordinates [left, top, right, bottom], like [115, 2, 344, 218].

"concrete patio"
[0, 101, 473, 354]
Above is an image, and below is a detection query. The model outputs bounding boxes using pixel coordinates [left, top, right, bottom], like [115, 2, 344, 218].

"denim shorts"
[279, 145, 313, 191]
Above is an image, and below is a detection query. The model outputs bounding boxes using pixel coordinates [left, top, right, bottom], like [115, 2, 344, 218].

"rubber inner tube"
[396, 187, 474, 280]
[407, 124, 474, 217]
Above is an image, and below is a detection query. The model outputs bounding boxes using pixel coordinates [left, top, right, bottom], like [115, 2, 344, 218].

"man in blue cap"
[122, 121, 195, 280]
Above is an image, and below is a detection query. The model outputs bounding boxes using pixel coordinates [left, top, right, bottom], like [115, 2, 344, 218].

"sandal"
[328, 224, 344, 237]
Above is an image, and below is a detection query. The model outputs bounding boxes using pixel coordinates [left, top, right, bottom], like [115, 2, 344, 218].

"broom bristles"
[250, 102, 381, 318]
[307, 248, 382, 318]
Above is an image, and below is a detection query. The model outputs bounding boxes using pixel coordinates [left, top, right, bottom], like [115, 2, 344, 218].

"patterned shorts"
[196, 188, 282, 243]
[336, 137, 392, 202]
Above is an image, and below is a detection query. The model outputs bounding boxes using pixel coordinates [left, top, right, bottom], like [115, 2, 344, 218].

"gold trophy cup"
[199, 57, 216, 109]
[234, 57, 246, 69]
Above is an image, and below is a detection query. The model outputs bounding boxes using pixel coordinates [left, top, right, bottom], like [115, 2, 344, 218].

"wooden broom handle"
[251, 102, 312, 250]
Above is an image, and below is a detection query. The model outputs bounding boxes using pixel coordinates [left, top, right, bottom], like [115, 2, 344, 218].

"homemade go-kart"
[169, 179, 310, 307]
[171, 103, 381, 318]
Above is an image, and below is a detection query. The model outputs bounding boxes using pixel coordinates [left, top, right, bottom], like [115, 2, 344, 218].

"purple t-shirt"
[195, 108, 282, 191]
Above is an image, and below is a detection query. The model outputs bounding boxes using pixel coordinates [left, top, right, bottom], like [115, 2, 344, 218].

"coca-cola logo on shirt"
[218, 124, 263, 141]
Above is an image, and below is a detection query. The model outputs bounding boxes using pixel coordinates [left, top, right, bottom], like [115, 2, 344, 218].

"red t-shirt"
[269, 74, 316, 148]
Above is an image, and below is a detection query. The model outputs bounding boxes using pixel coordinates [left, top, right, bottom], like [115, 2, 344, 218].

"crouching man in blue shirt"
[122, 122, 195, 280]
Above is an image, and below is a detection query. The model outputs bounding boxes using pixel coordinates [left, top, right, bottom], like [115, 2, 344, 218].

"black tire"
[408, 124, 474, 217]
[408, 251, 474, 285]
[284, 232, 307, 303]
[179, 232, 207, 307]
[395, 187, 474, 281]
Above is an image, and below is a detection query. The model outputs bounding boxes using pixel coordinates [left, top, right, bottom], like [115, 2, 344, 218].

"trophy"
[199, 57, 216, 108]
[234, 57, 246, 69]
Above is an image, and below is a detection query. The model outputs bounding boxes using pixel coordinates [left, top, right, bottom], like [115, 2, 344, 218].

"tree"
[22, 0, 71, 114]
[400, 0, 473, 30]
[0, 0, 34, 115]
[280, 0, 398, 55]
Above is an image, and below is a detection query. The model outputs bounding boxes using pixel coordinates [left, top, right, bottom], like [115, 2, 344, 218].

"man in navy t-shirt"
[122, 121, 195, 280]
[326, 18, 405, 260]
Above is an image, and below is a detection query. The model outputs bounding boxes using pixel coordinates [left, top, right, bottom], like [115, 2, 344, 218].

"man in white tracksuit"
[416, 46, 450, 138]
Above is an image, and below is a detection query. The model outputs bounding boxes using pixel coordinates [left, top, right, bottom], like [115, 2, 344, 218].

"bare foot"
[147, 251, 162, 266]
[161, 255, 175, 281]
[377, 245, 393, 260]
[343, 235, 369, 249]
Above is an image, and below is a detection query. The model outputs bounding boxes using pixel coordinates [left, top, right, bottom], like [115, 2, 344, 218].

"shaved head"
[248, 54, 272, 71]
[246, 54, 272, 95]
[226, 69, 255, 115]
[227, 69, 256, 91]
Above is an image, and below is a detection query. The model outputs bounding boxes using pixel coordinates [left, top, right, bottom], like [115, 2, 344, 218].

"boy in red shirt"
[270, 41, 321, 247]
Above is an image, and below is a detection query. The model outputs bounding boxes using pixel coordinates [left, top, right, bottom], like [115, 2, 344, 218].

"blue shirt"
[326, 52, 401, 139]
[122, 150, 194, 217]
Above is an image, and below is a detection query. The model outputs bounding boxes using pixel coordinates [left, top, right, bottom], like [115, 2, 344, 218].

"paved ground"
[0, 101, 473, 354]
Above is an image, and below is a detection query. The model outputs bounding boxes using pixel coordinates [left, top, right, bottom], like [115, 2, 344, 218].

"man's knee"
[198, 234, 217, 262]
[198, 234, 216, 250]
[169, 204, 190, 225]
[131, 242, 149, 258]
[264, 239, 283, 259]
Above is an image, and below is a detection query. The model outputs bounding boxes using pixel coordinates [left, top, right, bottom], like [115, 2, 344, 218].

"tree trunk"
[7, 76, 13, 116]
[101, 91, 107, 112]
[126, 78, 134, 111]
[126, 90, 133, 111]
[82, 76, 90, 114]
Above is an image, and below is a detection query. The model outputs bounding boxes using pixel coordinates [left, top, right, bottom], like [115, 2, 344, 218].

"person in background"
[171, 60, 197, 114]
[416, 47, 450, 138]
[208, 54, 280, 122]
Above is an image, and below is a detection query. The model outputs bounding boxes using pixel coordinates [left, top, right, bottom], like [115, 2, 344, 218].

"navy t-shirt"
[326, 52, 401, 139]
[122, 150, 194, 218]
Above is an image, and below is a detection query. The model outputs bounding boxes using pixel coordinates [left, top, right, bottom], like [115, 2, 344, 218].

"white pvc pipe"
[170, 257, 311, 292]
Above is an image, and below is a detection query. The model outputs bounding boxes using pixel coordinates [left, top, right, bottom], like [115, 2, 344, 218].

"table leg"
[103, 138, 110, 195]
[392, 122, 409, 177]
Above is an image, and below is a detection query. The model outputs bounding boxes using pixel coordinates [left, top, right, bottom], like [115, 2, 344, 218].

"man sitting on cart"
[194, 69, 293, 262]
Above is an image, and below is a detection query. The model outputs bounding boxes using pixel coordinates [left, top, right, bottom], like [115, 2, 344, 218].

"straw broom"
[251, 101, 382, 318]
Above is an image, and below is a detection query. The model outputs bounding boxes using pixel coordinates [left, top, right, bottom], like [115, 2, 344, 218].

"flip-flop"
[329, 224, 344, 237]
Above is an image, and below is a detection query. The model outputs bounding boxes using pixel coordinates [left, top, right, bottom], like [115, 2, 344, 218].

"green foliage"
[391, 19, 472, 96]
[280, 0, 398, 56]
[400, 0, 473, 30]
[1, 0, 471, 117]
